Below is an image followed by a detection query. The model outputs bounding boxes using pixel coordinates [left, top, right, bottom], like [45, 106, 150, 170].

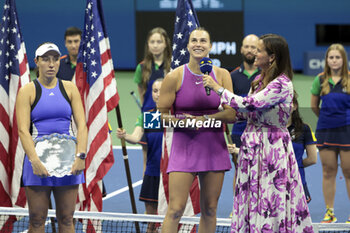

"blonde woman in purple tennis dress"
[204, 34, 314, 232]
[158, 27, 236, 233]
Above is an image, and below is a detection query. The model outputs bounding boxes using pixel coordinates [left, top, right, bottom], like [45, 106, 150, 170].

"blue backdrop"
[244, 0, 350, 72]
[14, 0, 135, 69]
[9, 0, 350, 71]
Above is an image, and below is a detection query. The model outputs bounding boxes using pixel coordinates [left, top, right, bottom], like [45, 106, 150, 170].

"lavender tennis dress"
[166, 65, 231, 173]
[221, 74, 313, 232]
[22, 80, 85, 186]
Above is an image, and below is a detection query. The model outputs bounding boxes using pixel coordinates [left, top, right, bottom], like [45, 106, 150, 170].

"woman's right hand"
[203, 75, 222, 93]
[30, 158, 50, 178]
[116, 128, 126, 139]
[227, 143, 239, 155]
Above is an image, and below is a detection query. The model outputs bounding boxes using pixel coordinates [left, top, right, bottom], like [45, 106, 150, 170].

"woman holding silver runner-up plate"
[16, 42, 88, 233]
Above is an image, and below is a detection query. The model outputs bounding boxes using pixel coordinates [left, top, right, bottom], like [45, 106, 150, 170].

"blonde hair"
[320, 43, 350, 95]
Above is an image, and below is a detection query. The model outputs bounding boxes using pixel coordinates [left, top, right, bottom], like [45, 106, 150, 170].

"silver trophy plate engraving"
[34, 133, 77, 177]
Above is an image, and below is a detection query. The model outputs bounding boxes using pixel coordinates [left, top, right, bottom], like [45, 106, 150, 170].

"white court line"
[102, 180, 143, 201]
[112, 145, 142, 150]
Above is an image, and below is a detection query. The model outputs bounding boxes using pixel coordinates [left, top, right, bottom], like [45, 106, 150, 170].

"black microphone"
[199, 57, 213, 96]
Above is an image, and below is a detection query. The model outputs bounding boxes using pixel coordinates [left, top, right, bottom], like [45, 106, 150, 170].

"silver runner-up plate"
[34, 133, 77, 178]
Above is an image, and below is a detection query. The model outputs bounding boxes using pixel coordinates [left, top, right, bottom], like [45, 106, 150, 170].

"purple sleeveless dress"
[22, 80, 85, 186]
[166, 65, 232, 173]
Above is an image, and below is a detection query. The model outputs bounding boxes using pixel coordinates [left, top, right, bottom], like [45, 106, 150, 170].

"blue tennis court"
[102, 147, 349, 223]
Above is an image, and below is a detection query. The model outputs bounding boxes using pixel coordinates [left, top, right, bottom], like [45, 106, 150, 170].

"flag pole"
[115, 104, 140, 233]
[224, 123, 238, 168]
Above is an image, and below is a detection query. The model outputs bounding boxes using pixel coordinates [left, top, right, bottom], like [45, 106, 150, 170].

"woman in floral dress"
[203, 34, 314, 232]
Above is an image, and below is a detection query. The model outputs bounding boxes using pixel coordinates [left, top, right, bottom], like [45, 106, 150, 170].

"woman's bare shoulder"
[18, 81, 35, 95]
[164, 65, 184, 84]
[213, 66, 230, 76]
[168, 66, 184, 78]
[61, 80, 76, 89]
[61, 80, 79, 94]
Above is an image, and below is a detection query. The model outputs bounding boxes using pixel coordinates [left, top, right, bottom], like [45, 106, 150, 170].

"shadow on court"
[103, 147, 349, 223]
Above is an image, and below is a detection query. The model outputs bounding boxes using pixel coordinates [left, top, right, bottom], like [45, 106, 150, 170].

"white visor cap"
[35, 43, 61, 58]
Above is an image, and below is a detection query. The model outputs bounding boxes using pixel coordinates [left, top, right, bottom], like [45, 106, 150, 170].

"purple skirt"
[167, 127, 232, 173]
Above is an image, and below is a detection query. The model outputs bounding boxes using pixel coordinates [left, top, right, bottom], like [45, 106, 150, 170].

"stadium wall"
[13, 0, 350, 71]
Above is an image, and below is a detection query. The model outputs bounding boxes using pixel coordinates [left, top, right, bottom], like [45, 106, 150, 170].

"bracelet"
[216, 87, 225, 96]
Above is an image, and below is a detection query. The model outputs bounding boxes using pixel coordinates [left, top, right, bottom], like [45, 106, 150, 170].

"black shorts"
[303, 183, 311, 203]
[139, 175, 160, 203]
[231, 134, 242, 148]
[138, 134, 147, 146]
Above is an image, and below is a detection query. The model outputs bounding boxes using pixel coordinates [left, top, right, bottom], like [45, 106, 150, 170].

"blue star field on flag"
[171, 0, 200, 69]
[78, 0, 106, 87]
[0, 0, 22, 94]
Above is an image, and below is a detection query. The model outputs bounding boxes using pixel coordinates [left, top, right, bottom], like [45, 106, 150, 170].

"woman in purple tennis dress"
[204, 34, 314, 232]
[158, 27, 236, 233]
[16, 43, 87, 233]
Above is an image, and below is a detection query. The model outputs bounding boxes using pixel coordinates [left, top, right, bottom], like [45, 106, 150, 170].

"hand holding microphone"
[199, 57, 213, 96]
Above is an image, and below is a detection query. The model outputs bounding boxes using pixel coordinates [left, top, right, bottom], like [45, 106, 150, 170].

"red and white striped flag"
[158, 1, 201, 226]
[74, 0, 119, 230]
[0, 0, 30, 231]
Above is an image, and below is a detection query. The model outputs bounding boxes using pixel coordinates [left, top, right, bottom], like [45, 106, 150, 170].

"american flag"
[0, 0, 30, 230]
[171, 0, 200, 69]
[158, 0, 201, 225]
[74, 0, 119, 222]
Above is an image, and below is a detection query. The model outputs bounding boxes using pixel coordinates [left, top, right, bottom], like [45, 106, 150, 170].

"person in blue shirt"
[56, 27, 82, 81]
[310, 43, 350, 224]
[134, 27, 171, 180]
[117, 79, 163, 233]
[287, 92, 317, 203]
[230, 34, 260, 149]
[16, 43, 87, 233]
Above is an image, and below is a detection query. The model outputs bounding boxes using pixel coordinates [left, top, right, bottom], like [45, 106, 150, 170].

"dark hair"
[189, 27, 212, 43]
[141, 27, 171, 91]
[64, 27, 82, 40]
[154, 78, 164, 83]
[290, 91, 303, 140]
[152, 78, 164, 89]
[251, 34, 293, 92]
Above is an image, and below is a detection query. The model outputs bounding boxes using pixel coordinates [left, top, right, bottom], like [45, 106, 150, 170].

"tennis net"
[0, 207, 349, 233]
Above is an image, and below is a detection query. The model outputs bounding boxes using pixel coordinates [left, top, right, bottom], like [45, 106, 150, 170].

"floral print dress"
[221, 74, 314, 233]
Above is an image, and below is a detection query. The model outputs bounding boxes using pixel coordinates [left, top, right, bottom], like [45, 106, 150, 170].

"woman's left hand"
[182, 113, 206, 130]
[71, 158, 85, 175]
[202, 75, 222, 93]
